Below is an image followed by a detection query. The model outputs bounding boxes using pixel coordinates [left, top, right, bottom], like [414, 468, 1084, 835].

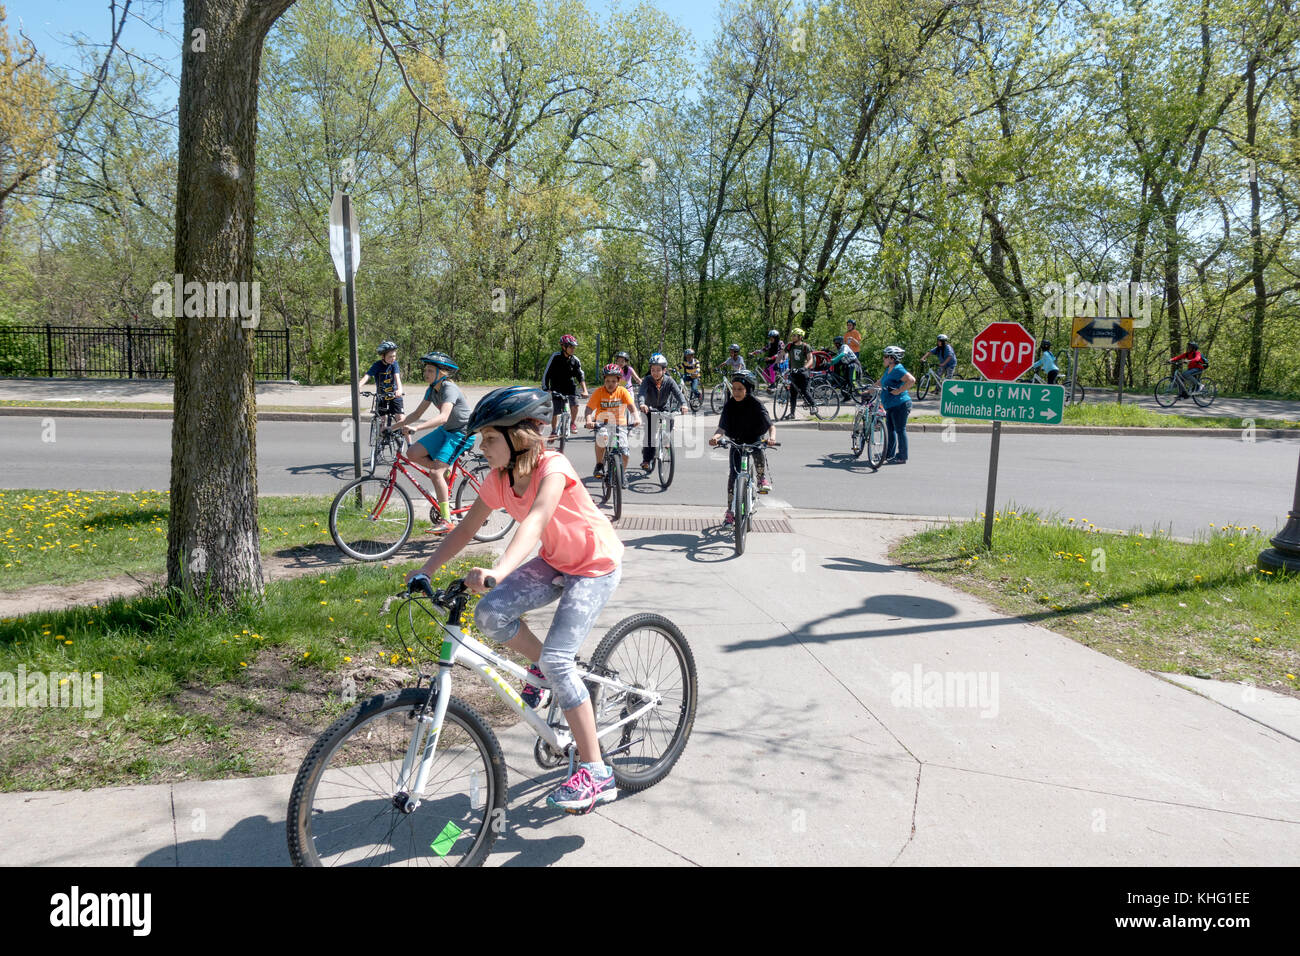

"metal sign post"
[330, 192, 362, 481]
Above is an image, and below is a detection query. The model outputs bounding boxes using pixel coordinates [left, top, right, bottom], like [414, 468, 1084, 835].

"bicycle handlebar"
[714, 437, 781, 451]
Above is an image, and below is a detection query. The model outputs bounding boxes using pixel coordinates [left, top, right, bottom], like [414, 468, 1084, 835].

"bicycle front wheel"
[850, 406, 867, 458]
[866, 414, 887, 468]
[329, 476, 414, 561]
[688, 388, 703, 413]
[658, 440, 674, 489]
[1192, 378, 1216, 407]
[557, 411, 568, 454]
[771, 384, 791, 421]
[588, 613, 697, 793]
[453, 458, 517, 543]
[1154, 376, 1179, 408]
[917, 373, 932, 401]
[733, 476, 748, 555]
[611, 458, 623, 521]
[288, 690, 507, 867]
[709, 384, 726, 414]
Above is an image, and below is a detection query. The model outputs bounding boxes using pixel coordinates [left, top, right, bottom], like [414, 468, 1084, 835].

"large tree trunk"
[1244, 58, 1266, 393]
[167, 0, 295, 606]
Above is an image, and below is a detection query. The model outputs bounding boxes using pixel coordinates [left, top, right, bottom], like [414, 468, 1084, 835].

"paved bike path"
[2, 509, 1297, 865]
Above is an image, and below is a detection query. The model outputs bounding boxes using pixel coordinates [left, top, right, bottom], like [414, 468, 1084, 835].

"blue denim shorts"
[416, 427, 475, 465]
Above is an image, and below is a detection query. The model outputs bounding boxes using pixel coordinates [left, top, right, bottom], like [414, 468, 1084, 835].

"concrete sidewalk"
[2, 509, 1298, 866]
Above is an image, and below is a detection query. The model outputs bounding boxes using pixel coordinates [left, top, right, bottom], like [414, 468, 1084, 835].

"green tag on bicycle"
[431, 821, 464, 857]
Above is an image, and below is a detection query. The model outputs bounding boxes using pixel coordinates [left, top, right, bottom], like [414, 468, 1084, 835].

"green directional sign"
[940, 379, 1065, 424]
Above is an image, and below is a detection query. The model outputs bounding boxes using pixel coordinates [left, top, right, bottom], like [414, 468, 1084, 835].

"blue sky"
[8, 0, 723, 81]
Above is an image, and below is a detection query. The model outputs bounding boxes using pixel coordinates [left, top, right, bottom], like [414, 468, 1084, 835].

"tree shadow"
[822, 556, 902, 574]
[82, 508, 169, 531]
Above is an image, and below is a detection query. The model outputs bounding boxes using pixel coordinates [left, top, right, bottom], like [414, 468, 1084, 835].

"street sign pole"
[343, 194, 362, 483]
[983, 421, 1001, 549]
[1118, 349, 1124, 405]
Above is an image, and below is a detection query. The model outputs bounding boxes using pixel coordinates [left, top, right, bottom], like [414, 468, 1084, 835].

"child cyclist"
[404, 386, 623, 813]
[709, 369, 776, 524]
[679, 348, 703, 405]
[585, 364, 641, 479]
[395, 352, 473, 534]
[359, 340, 404, 416]
[1027, 340, 1060, 384]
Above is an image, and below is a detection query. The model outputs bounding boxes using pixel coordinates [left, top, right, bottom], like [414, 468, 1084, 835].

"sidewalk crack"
[169, 787, 179, 867]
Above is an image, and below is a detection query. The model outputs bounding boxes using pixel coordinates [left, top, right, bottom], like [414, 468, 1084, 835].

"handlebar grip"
[483, 576, 497, 590]
[409, 573, 435, 598]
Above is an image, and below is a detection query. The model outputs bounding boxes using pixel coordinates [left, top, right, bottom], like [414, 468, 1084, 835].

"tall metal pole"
[983, 421, 1001, 549]
[1258, 447, 1300, 573]
[343, 194, 362, 482]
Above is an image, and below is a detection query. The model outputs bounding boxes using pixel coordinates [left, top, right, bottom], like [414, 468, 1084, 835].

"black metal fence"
[0, 325, 291, 380]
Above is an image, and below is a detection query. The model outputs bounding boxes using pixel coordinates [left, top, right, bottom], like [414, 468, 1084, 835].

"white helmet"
[649, 353, 668, 368]
[883, 345, 905, 360]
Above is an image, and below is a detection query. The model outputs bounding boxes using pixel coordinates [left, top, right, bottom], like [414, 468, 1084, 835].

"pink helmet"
[560, 334, 577, 347]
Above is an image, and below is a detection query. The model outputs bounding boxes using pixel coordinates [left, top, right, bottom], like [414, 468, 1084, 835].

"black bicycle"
[589, 420, 631, 521]
[362, 390, 406, 473]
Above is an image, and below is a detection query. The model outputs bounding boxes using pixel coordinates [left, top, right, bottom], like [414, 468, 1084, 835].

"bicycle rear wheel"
[453, 458, 517, 543]
[811, 384, 841, 421]
[329, 475, 414, 561]
[587, 613, 697, 793]
[287, 690, 507, 867]
[1192, 378, 1216, 407]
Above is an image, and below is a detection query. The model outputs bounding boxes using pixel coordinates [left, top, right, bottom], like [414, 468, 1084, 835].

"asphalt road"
[2, 415, 1296, 538]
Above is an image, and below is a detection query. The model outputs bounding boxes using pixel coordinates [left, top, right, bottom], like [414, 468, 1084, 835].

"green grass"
[0, 490, 345, 591]
[892, 510, 1299, 696]
[0, 558, 494, 790]
[902, 402, 1300, 428]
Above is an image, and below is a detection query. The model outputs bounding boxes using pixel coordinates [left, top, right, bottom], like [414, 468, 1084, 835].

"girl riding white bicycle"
[405, 386, 625, 814]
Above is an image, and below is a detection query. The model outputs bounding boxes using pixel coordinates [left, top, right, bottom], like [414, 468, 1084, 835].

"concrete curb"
[3, 405, 1298, 438]
[809, 420, 1298, 439]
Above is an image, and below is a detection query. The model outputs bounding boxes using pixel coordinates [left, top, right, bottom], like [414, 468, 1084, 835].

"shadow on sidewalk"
[136, 774, 591, 866]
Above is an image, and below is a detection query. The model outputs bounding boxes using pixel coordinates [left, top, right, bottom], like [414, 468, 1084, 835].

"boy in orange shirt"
[584, 364, 641, 479]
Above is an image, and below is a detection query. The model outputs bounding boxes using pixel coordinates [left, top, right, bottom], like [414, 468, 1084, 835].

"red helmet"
[602, 363, 623, 377]
[560, 334, 577, 347]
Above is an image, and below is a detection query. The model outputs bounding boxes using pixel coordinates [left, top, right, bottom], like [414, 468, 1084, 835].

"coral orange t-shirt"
[586, 385, 636, 426]
[476, 450, 623, 576]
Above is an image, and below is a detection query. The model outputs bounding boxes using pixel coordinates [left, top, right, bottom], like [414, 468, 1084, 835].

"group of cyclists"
[354, 326, 1209, 817]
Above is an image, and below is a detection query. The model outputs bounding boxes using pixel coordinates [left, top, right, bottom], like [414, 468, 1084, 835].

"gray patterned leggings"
[473, 556, 622, 711]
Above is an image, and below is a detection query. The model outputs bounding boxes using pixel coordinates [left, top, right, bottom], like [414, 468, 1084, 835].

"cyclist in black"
[782, 327, 815, 419]
[542, 333, 589, 438]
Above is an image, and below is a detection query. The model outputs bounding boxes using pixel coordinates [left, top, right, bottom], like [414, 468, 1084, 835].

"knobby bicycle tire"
[329, 475, 414, 561]
[287, 689, 508, 867]
[588, 613, 697, 792]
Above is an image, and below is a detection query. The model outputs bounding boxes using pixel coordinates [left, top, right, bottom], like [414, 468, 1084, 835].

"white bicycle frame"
[392, 614, 662, 804]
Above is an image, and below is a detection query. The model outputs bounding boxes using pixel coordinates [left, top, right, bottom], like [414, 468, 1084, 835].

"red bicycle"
[328, 437, 515, 561]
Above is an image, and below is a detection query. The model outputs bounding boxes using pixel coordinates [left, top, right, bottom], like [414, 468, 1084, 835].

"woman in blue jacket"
[879, 346, 915, 464]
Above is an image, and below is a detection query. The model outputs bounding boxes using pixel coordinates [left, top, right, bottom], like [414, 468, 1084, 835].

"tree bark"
[167, 0, 296, 606]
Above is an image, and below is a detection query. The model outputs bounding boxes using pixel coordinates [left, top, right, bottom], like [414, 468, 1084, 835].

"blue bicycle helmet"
[377, 340, 398, 354]
[419, 351, 458, 371]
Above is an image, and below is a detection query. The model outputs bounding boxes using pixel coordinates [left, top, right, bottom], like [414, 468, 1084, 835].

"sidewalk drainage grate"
[615, 516, 793, 533]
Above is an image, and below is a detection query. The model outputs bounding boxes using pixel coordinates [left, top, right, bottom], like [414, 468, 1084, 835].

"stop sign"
[971, 322, 1037, 381]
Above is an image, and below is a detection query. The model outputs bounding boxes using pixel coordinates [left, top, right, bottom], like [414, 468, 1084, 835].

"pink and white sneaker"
[547, 765, 618, 814]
